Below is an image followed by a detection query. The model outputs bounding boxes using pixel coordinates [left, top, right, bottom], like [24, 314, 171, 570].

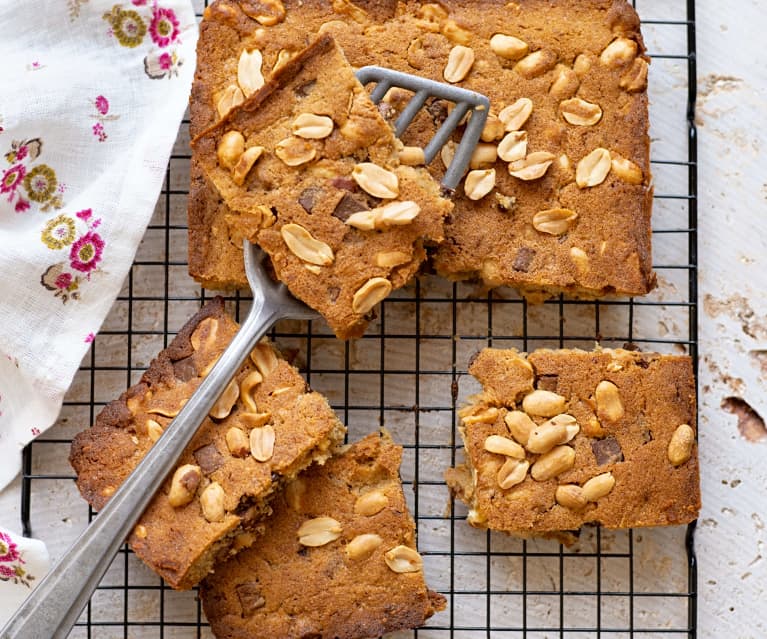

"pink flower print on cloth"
[149, 7, 180, 48]
[40, 208, 106, 303]
[1, 137, 64, 213]
[90, 95, 119, 142]
[69, 231, 105, 273]
[103, 6, 147, 48]
[101, 3, 188, 80]
[0, 533, 20, 564]
[0, 530, 34, 588]
[1, 164, 25, 199]
[144, 50, 182, 79]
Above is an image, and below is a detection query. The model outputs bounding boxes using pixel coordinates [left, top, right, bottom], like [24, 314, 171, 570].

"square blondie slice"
[446, 348, 699, 537]
[69, 298, 346, 589]
[191, 34, 452, 339]
[200, 431, 446, 639]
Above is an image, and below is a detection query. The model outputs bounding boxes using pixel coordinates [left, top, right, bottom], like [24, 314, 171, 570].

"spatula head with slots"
[355, 65, 490, 193]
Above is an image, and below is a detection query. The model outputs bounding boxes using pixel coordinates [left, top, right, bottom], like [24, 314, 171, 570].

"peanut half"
[504, 410, 536, 446]
[522, 389, 566, 417]
[508, 151, 556, 181]
[384, 545, 423, 573]
[620, 58, 649, 92]
[595, 380, 624, 423]
[556, 484, 588, 510]
[354, 489, 389, 516]
[200, 481, 226, 522]
[611, 154, 643, 184]
[514, 49, 557, 79]
[497, 457, 529, 489]
[530, 445, 575, 481]
[600, 37, 638, 68]
[168, 464, 201, 508]
[559, 97, 602, 126]
[484, 434, 525, 459]
[239, 370, 263, 413]
[216, 84, 245, 118]
[250, 425, 276, 462]
[298, 516, 342, 547]
[237, 49, 265, 97]
[399, 146, 425, 165]
[250, 341, 279, 377]
[275, 137, 316, 166]
[576, 148, 611, 188]
[292, 113, 334, 139]
[498, 98, 533, 132]
[146, 419, 164, 443]
[668, 424, 694, 466]
[581, 472, 616, 501]
[281, 223, 334, 266]
[464, 169, 496, 200]
[444, 45, 475, 83]
[217, 130, 245, 171]
[497, 131, 527, 162]
[232, 146, 264, 186]
[346, 201, 420, 231]
[209, 379, 240, 419]
[532, 208, 578, 236]
[346, 534, 383, 560]
[352, 277, 392, 315]
[489, 33, 528, 60]
[352, 163, 399, 199]
[225, 427, 250, 458]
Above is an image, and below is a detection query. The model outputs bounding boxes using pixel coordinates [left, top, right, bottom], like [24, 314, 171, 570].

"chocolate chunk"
[622, 342, 641, 351]
[236, 582, 266, 616]
[295, 80, 316, 97]
[298, 186, 323, 213]
[635, 357, 651, 369]
[193, 442, 224, 474]
[330, 176, 356, 191]
[426, 99, 448, 125]
[332, 193, 368, 222]
[512, 247, 536, 272]
[172, 356, 197, 382]
[328, 286, 341, 303]
[536, 375, 559, 392]
[591, 437, 624, 465]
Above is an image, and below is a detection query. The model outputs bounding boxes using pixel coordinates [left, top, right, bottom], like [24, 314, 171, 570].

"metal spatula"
[1, 246, 317, 639]
[1, 69, 490, 639]
[355, 66, 490, 193]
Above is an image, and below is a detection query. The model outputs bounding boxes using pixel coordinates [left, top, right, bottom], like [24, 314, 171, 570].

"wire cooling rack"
[20, 0, 698, 636]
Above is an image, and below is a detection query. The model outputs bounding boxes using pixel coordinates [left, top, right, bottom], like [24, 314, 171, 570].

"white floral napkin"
[0, 527, 49, 626]
[0, 0, 197, 491]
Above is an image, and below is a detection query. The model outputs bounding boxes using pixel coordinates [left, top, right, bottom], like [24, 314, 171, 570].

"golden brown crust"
[446, 347, 700, 536]
[189, 0, 654, 302]
[201, 432, 446, 638]
[192, 35, 451, 339]
[69, 298, 346, 589]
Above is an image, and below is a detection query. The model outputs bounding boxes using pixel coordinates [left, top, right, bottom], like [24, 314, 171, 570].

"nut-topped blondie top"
[201, 431, 446, 639]
[191, 35, 452, 339]
[69, 298, 346, 589]
[190, 0, 654, 302]
[446, 348, 699, 537]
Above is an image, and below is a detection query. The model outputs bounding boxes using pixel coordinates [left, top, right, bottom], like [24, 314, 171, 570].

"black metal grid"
[20, 0, 698, 636]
